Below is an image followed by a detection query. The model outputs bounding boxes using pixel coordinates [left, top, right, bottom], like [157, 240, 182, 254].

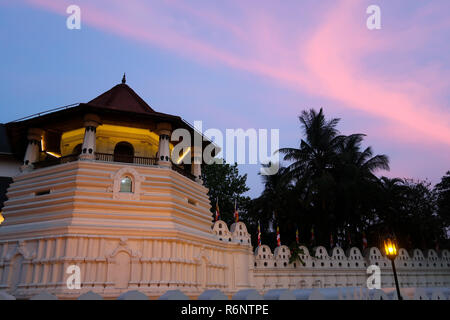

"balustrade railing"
[33, 153, 196, 181]
[95, 153, 158, 166]
[33, 153, 79, 169]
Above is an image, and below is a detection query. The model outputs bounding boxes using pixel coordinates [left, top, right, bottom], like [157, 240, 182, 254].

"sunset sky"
[1, 0, 449, 197]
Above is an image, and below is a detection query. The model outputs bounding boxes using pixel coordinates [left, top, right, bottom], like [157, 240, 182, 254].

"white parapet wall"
[249, 244, 450, 292]
[214, 222, 450, 292]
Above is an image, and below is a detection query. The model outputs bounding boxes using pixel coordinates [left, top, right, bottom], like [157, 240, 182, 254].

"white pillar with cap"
[21, 128, 44, 171]
[156, 122, 172, 167]
[79, 114, 101, 160]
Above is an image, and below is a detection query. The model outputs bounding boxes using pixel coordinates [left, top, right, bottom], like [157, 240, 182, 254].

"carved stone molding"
[5, 241, 36, 261]
[194, 246, 211, 266]
[106, 237, 141, 263]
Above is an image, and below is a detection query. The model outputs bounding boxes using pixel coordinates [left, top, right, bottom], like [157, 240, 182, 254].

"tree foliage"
[201, 161, 251, 225]
[435, 171, 450, 229]
[201, 109, 449, 252]
[244, 108, 449, 251]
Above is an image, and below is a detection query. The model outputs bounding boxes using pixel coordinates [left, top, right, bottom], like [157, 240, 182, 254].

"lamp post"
[384, 238, 402, 300]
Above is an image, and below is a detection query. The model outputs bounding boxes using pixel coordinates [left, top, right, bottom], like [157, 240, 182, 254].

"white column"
[156, 122, 172, 167]
[21, 128, 44, 171]
[79, 114, 100, 160]
[191, 146, 203, 184]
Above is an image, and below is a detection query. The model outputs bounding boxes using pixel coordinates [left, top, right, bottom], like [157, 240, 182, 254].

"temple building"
[0, 78, 449, 299]
[0, 77, 254, 299]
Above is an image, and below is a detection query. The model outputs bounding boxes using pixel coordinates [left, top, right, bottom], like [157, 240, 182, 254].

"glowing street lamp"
[384, 238, 402, 300]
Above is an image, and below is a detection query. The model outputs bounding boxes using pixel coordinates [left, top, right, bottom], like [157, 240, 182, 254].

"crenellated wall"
[214, 222, 450, 291]
[252, 244, 450, 290]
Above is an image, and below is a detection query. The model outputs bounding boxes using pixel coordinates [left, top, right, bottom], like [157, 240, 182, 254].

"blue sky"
[1, 0, 449, 197]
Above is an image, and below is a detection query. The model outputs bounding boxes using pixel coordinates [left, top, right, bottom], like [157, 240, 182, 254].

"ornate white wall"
[249, 243, 450, 290]
[213, 221, 450, 292]
[0, 160, 449, 299]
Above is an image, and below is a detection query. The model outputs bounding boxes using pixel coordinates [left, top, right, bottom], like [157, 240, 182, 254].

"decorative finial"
[122, 73, 126, 84]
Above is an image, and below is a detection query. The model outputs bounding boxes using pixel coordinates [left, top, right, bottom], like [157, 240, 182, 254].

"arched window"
[114, 142, 134, 163]
[120, 176, 133, 193]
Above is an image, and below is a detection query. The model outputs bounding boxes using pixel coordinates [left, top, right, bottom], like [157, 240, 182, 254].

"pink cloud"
[302, 1, 450, 146]
[21, 0, 450, 148]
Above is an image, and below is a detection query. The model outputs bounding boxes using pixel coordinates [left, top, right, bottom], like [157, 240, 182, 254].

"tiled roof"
[87, 83, 155, 115]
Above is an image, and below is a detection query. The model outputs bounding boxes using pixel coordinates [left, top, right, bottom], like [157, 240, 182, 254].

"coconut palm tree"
[279, 108, 345, 182]
[337, 133, 389, 179]
[278, 108, 391, 246]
